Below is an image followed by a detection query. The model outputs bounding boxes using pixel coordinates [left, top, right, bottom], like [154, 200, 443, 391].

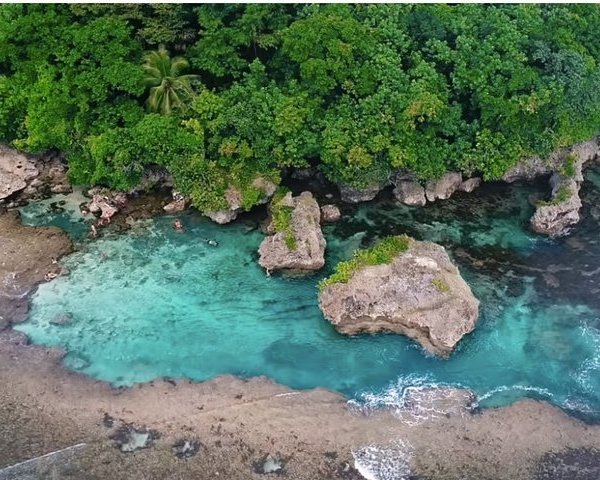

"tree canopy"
[2, 4, 600, 213]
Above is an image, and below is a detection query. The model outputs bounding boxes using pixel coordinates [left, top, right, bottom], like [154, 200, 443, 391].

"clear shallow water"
[15, 169, 600, 420]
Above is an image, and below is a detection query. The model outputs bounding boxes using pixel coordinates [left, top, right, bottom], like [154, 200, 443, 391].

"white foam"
[349, 374, 472, 426]
[352, 440, 413, 480]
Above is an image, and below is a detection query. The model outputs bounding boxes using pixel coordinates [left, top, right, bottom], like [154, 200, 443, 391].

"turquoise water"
[15, 170, 600, 420]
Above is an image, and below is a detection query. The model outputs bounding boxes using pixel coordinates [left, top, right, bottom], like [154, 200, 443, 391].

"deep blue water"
[15, 168, 600, 420]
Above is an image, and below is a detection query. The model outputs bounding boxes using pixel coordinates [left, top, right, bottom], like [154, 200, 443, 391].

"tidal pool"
[16, 169, 600, 420]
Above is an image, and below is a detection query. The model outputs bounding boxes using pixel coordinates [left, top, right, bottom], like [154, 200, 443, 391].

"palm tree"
[142, 46, 199, 115]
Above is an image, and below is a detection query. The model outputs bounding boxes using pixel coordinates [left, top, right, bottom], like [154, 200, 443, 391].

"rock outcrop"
[425, 172, 463, 202]
[339, 183, 386, 203]
[528, 138, 600, 236]
[320, 204, 341, 223]
[0, 147, 39, 201]
[319, 238, 479, 357]
[392, 172, 479, 206]
[530, 174, 582, 236]
[393, 181, 426, 206]
[503, 138, 600, 183]
[258, 191, 326, 273]
[87, 190, 127, 222]
[458, 177, 482, 193]
[163, 191, 188, 214]
[205, 177, 277, 224]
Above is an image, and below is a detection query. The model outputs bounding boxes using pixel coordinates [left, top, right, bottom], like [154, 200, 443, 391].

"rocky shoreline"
[1, 144, 600, 479]
[1, 327, 599, 480]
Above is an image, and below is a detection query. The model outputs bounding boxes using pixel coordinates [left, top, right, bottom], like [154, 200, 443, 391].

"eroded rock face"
[459, 177, 482, 193]
[528, 139, 600, 236]
[319, 238, 479, 357]
[320, 204, 341, 223]
[503, 138, 600, 183]
[163, 191, 187, 214]
[87, 190, 127, 221]
[258, 191, 326, 273]
[393, 181, 426, 206]
[425, 172, 463, 202]
[530, 175, 582, 236]
[205, 177, 277, 224]
[0, 147, 39, 200]
[339, 183, 385, 203]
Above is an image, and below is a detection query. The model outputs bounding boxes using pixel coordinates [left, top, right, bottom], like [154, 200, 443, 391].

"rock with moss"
[530, 174, 582, 236]
[318, 237, 479, 357]
[258, 191, 325, 273]
[205, 177, 277, 224]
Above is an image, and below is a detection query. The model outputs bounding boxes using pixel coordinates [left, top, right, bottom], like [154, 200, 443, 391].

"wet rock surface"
[0, 211, 73, 328]
[320, 204, 341, 223]
[259, 191, 326, 273]
[319, 238, 479, 357]
[534, 448, 600, 480]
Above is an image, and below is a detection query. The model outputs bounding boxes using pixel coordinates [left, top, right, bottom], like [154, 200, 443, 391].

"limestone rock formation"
[530, 174, 582, 236]
[258, 191, 326, 273]
[339, 183, 385, 203]
[458, 177, 482, 193]
[205, 177, 277, 224]
[0, 146, 39, 200]
[163, 191, 188, 214]
[528, 139, 600, 236]
[393, 181, 426, 206]
[320, 204, 341, 223]
[87, 190, 127, 221]
[425, 172, 463, 202]
[319, 238, 479, 357]
[503, 138, 600, 183]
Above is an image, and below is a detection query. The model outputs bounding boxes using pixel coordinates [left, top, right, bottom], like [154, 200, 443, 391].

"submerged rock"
[320, 204, 341, 223]
[425, 172, 462, 202]
[205, 177, 277, 224]
[258, 191, 326, 273]
[393, 181, 426, 206]
[318, 238, 479, 357]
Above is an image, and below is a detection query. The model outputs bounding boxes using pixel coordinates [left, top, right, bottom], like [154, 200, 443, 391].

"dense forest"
[1, 4, 600, 213]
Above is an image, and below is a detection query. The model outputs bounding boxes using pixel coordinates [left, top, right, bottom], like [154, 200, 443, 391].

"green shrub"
[270, 187, 297, 251]
[560, 154, 577, 178]
[536, 184, 572, 207]
[319, 235, 411, 290]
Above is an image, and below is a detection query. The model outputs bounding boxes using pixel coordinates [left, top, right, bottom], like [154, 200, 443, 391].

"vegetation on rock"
[270, 188, 297, 251]
[2, 5, 600, 214]
[319, 235, 410, 290]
